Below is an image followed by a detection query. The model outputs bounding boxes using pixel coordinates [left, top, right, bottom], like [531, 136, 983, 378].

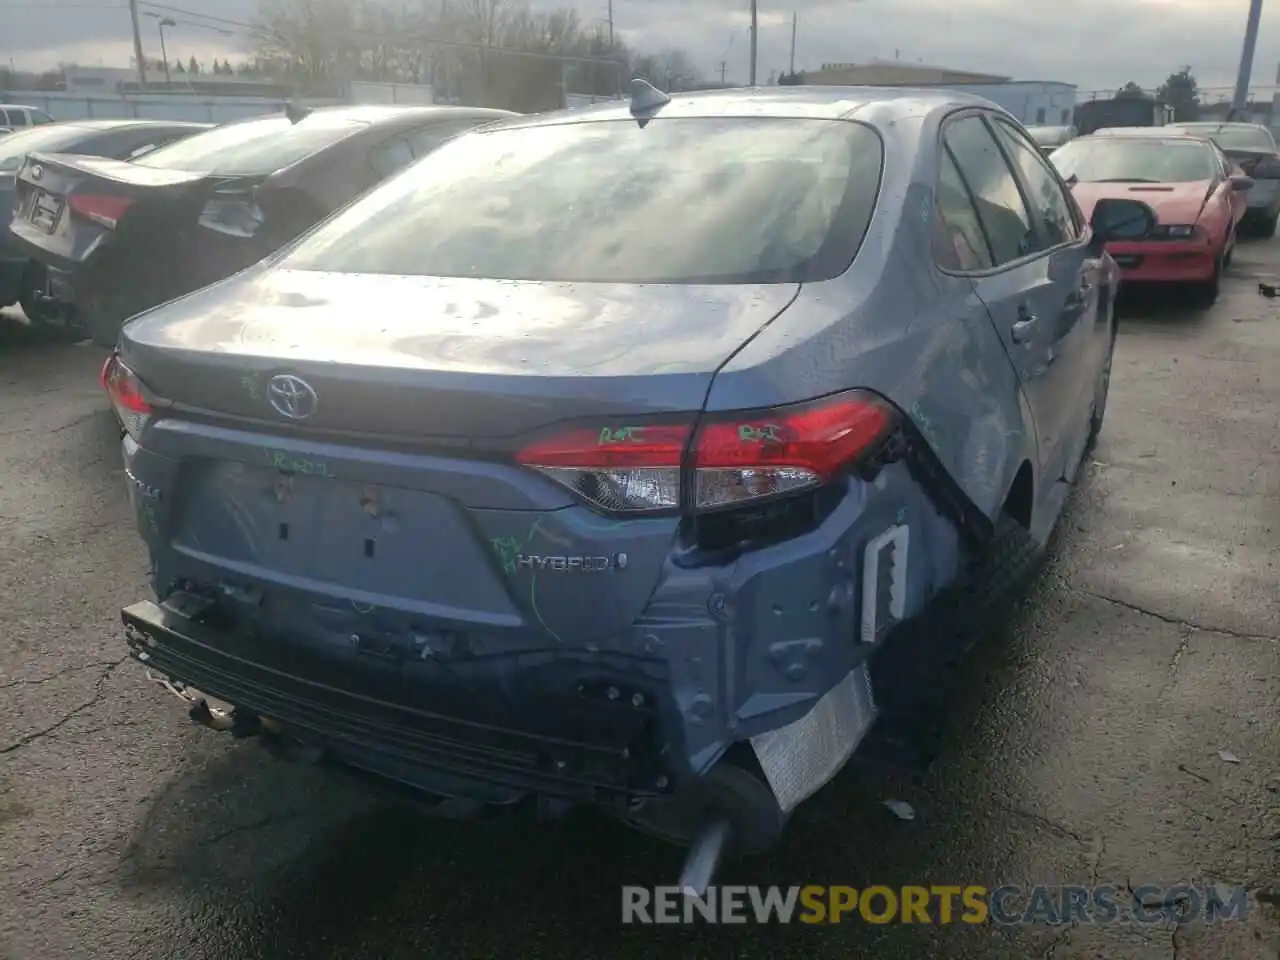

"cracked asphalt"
[0, 240, 1278, 960]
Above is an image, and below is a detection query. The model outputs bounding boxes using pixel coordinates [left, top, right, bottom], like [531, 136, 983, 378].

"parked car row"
[5, 103, 517, 344]
[1044, 123, 1280, 300]
[0, 119, 211, 329]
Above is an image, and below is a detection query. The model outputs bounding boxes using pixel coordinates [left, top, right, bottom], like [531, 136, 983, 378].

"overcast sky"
[3, 0, 1278, 98]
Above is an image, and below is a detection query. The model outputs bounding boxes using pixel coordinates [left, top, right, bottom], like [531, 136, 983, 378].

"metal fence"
[1, 90, 346, 124]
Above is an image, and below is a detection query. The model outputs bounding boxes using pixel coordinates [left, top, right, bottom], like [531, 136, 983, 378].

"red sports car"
[1049, 131, 1252, 302]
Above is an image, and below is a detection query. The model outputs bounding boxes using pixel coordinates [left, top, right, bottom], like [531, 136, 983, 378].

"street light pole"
[749, 0, 758, 86]
[1231, 0, 1264, 114]
[128, 0, 147, 87]
[157, 18, 174, 85]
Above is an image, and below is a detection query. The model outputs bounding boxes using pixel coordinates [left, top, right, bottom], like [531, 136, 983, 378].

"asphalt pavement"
[0, 243, 1278, 959]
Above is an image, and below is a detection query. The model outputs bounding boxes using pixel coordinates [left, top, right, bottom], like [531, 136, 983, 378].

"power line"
[137, 1, 258, 31]
[0, 1, 126, 7]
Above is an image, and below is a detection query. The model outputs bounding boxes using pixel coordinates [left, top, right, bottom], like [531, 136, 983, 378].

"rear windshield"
[1174, 124, 1276, 153]
[134, 114, 364, 175]
[1050, 137, 1217, 183]
[280, 117, 885, 284]
[0, 125, 101, 172]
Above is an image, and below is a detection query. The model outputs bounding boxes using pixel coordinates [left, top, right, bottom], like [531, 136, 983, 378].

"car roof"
[1085, 127, 1209, 141]
[1175, 120, 1269, 131]
[0, 104, 43, 110]
[485, 84, 1012, 130]
[14, 119, 209, 132]
[289, 104, 517, 126]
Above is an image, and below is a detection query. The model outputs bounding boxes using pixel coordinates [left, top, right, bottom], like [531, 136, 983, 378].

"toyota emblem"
[29, 164, 43, 180]
[267, 374, 318, 420]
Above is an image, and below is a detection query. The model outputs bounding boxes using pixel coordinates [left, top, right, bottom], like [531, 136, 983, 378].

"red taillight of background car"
[514, 391, 897, 515]
[68, 194, 134, 230]
[100, 352, 152, 439]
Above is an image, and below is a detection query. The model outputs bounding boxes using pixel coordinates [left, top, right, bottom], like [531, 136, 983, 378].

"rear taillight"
[100, 352, 153, 439]
[69, 194, 133, 230]
[514, 391, 897, 516]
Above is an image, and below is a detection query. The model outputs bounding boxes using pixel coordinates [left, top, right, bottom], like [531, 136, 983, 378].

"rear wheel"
[86, 293, 128, 349]
[1088, 316, 1117, 450]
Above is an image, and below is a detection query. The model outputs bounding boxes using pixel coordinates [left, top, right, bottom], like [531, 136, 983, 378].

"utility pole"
[1231, 0, 1264, 114]
[748, 0, 758, 86]
[719, 61, 727, 85]
[789, 10, 797, 75]
[128, 0, 147, 86]
[607, 0, 614, 47]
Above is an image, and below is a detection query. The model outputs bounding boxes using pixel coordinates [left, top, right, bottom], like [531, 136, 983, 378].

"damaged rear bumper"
[122, 596, 670, 809]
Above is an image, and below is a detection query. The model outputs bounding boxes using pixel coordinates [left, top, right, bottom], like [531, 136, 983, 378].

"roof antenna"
[284, 100, 312, 125]
[629, 78, 671, 117]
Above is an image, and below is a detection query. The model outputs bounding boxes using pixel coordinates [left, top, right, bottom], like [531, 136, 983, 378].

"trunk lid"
[123, 269, 799, 653]
[121, 268, 800, 438]
[7, 152, 224, 270]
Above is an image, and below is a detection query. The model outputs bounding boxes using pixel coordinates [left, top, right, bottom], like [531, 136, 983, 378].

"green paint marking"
[737, 423, 782, 443]
[265, 450, 336, 478]
[490, 535, 524, 575]
[598, 426, 645, 445]
[240, 374, 260, 400]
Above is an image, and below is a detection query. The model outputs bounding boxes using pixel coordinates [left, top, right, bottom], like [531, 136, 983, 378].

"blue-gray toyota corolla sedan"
[103, 81, 1151, 889]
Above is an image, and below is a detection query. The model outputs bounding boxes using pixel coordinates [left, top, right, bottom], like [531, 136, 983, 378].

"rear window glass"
[0, 125, 100, 171]
[134, 114, 364, 175]
[281, 117, 885, 284]
[1174, 124, 1276, 153]
[1050, 138, 1217, 183]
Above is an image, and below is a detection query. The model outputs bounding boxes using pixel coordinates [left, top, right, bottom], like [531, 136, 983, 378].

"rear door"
[940, 111, 1091, 484]
[987, 115, 1101, 463]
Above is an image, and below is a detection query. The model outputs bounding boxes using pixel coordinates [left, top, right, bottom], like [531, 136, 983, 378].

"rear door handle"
[1011, 314, 1038, 344]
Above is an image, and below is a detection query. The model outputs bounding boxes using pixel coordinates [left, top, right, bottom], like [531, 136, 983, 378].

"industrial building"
[793, 60, 1078, 127]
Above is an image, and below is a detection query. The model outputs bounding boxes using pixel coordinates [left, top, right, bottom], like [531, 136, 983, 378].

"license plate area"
[170, 459, 514, 611]
[28, 189, 63, 234]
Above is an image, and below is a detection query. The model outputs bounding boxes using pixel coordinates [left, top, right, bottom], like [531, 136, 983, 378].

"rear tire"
[1087, 318, 1117, 450]
[862, 510, 1045, 771]
[87, 295, 126, 349]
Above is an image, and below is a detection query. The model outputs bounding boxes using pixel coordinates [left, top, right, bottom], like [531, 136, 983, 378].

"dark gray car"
[101, 83, 1151, 888]
[0, 119, 210, 329]
[8, 104, 516, 344]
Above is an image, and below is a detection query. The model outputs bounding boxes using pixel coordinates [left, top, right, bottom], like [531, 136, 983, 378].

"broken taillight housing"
[68, 194, 134, 230]
[198, 195, 265, 238]
[514, 390, 897, 516]
[100, 352, 153, 440]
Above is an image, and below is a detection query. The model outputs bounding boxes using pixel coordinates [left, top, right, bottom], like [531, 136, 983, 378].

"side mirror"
[1089, 197, 1156, 252]
[1229, 174, 1255, 192]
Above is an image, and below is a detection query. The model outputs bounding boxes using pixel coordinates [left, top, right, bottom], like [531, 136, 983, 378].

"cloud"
[3, 0, 1274, 100]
